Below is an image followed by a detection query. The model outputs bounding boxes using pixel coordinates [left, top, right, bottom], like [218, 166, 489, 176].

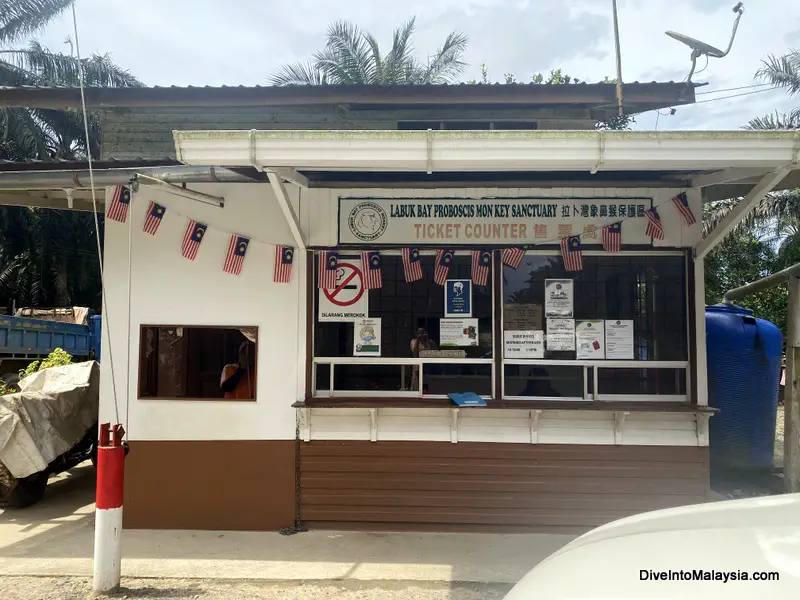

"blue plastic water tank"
[706, 304, 782, 470]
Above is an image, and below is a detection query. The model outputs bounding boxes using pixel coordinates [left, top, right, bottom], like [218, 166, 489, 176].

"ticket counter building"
[2, 85, 798, 532]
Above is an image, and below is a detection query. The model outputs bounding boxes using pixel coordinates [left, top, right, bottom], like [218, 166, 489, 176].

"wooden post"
[785, 277, 800, 492]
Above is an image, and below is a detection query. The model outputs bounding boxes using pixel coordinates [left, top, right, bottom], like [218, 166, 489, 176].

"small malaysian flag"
[274, 246, 294, 283]
[143, 201, 165, 235]
[401, 247, 423, 282]
[645, 208, 665, 240]
[318, 251, 339, 289]
[560, 236, 583, 272]
[501, 247, 525, 269]
[671, 192, 696, 226]
[223, 235, 249, 275]
[361, 251, 383, 289]
[602, 222, 621, 253]
[106, 185, 130, 223]
[434, 249, 455, 286]
[181, 220, 207, 261]
[471, 250, 492, 286]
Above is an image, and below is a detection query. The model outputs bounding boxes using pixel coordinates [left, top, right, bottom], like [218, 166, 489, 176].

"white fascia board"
[173, 130, 800, 173]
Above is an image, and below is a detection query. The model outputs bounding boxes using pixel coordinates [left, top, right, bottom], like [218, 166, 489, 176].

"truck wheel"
[0, 471, 48, 509]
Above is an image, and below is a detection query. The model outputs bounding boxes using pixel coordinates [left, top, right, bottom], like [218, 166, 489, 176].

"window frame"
[310, 249, 496, 400]
[137, 324, 259, 402]
[306, 248, 694, 405]
[499, 249, 692, 403]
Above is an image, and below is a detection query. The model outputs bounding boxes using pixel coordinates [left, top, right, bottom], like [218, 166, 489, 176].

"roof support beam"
[268, 167, 309, 188]
[267, 171, 306, 250]
[691, 168, 769, 189]
[695, 167, 792, 259]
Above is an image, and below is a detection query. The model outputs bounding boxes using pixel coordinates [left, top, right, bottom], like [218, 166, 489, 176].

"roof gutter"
[0, 165, 261, 191]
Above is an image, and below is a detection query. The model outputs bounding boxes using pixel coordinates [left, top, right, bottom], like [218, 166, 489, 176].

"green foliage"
[20, 347, 73, 380]
[704, 229, 789, 337]
[270, 17, 468, 86]
[0, 0, 74, 45]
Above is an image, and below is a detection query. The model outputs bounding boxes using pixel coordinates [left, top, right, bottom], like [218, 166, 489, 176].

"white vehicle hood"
[504, 494, 800, 599]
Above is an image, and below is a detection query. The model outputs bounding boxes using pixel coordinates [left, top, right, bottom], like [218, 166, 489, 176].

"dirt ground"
[0, 577, 512, 600]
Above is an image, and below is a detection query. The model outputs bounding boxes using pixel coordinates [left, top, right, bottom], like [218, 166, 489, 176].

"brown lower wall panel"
[299, 441, 709, 533]
[124, 440, 295, 531]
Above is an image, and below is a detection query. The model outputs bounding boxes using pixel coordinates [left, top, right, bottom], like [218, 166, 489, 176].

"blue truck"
[0, 313, 102, 388]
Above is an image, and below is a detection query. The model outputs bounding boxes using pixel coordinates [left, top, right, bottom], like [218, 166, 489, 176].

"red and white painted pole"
[93, 423, 126, 593]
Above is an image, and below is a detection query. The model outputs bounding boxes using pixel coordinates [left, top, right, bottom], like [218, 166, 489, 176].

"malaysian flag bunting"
[223, 235, 249, 275]
[501, 247, 525, 269]
[274, 246, 294, 283]
[318, 251, 339, 289]
[601, 222, 622, 253]
[143, 201, 166, 235]
[671, 192, 696, 226]
[106, 185, 130, 223]
[471, 250, 492, 286]
[401, 247, 423, 282]
[560, 236, 583, 272]
[361, 251, 383, 289]
[645, 208, 665, 240]
[181, 220, 207, 261]
[434, 249, 455, 286]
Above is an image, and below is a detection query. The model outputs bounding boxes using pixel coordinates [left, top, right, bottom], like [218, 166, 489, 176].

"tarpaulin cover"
[0, 361, 98, 478]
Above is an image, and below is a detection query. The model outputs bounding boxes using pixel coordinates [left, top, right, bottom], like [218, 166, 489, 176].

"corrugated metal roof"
[0, 157, 180, 172]
[0, 82, 701, 110]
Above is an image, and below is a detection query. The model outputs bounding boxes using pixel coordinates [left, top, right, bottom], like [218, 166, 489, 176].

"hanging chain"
[279, 409, 307, 536]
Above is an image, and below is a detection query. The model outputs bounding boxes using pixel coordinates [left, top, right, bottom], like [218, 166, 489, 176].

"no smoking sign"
[318, 260, 370, 322]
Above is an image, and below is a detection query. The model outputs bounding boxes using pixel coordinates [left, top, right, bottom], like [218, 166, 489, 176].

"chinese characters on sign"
[339, 197, 652, 245]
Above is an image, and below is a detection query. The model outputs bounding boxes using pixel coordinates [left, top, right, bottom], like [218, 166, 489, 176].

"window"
[139, 326, 258, 400]
[502, 253, 689, 401]
[313, 252, 493, 397]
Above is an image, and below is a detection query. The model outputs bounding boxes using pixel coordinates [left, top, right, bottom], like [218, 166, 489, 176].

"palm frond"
[422, 30, 468, 84]
[0, 0, 74, 45]
[268, 61, 326, 86]
[745, 110, 800, 130]
[384, 17, 417, 84]
[364, 33, 383, 84]
[0, 41, 142, 87]
[0, 106, 49, 159]
[316, 20, 374, 84]
[755, 51, 800, 96]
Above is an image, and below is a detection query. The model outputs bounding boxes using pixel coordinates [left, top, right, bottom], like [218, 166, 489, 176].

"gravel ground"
[0, 577, 513, 600]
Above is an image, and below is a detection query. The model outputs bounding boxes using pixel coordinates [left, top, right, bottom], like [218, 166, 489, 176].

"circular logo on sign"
[348, 202, 387, 241]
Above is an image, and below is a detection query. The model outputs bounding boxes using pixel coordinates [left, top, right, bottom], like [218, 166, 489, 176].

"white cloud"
[22, 0, 800, 129]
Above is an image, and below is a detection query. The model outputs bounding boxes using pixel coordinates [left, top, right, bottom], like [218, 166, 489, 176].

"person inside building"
[410, 326, 437, 392]
[220, 339, 256, 399]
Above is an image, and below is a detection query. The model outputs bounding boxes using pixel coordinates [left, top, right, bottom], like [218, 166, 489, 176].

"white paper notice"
[546, 318, 575, 351]
[605, 319, 634, 359]
[440, 318, 479, 347]
[504, 330, 544, 359]
[545, 279, 574, 317]
[576, 320, 605, 359]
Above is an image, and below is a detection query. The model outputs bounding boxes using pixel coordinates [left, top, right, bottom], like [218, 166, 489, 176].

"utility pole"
[612, 0, 625, 117]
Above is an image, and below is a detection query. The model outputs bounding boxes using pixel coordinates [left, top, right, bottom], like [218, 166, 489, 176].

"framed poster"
[353, 318, 381, 357]
[318, 258, 369, 322]
[503, 303, 543, 331]
[445, 279, 472, 317]
[545, 279, 574, 317]
[440, 318, 479, 346]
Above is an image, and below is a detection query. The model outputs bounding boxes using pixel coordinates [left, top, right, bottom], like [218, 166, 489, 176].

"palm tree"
[747, 50, 800, 131]
[270, 17, 468, 86]
[0, 0, 75, 45]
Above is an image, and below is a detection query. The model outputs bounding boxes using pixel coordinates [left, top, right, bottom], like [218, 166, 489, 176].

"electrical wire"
[691, 86, 783, 105]
[696, 82, 773, 95]
[71, 4, 122, 426]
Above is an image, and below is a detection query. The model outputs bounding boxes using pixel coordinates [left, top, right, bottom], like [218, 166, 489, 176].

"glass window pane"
[598, 367, 686, 396]
[333, 364, 409, 392]
[424, 364, 492, 396]
[504, 364, 585, 398]
[139, 326, 258, 400]
[502, 254, 687, 361]
[315, 363, 331, 393]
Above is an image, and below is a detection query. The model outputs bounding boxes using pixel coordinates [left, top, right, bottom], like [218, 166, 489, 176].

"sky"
[27, 0, 800, 130]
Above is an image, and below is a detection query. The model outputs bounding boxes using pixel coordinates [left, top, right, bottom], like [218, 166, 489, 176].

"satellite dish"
[666, 3, 744, 82]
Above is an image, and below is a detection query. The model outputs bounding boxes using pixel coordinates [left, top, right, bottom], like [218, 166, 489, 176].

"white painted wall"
[99, 182, 305, 441]
[99, 182, 702, 443]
